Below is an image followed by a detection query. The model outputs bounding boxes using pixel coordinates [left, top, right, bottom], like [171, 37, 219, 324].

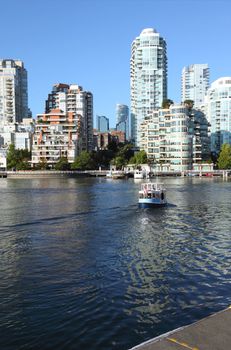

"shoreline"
[2, 169, 230, 179]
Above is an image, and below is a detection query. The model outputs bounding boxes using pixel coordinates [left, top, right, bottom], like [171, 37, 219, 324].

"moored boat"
[106, 170, 126, 179]
[134, 169, 150, 179]
[138, 182, 167, 208]
[134, 169, 145, 179]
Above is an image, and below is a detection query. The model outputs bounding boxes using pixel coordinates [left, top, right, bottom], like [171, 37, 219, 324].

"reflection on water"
[0, 177, 231, 349]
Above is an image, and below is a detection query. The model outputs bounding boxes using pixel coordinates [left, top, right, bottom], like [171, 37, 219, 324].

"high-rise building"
[0, 59, 29, 124]
[45, 83, 69, 113]
[130, 28, 167, 146]
[181, 64, 209, 108]
[115, 104, 129, 140]
[97, 115, 109, 132]
[45, 83, 93, 151]
[206, 77, 231, 155]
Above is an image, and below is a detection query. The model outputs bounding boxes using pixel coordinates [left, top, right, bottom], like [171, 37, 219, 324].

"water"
[0, 177, 231, 350]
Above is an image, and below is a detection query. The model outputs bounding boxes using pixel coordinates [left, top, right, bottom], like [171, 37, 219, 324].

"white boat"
[106, 170, 126, 179]
[134, 169, 145, 179]
[138, 182, 167, 208]
[134, 169, 150, 179]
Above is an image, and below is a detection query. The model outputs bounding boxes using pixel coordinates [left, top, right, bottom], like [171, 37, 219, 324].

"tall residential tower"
[45, 83, 93, 151]
[181, 64, 209, 108]
[130, 28, 167, 146]
[0, 59, 28, 124]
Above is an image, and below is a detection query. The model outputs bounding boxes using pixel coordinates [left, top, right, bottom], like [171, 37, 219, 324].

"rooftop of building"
[210, 77, 231, 88]
[140, 28, 157, 35]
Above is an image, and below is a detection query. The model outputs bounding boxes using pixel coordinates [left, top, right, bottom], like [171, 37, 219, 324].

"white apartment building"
[181, 64, 209, 108]
[205, 77, 231, 155]
[130, 28, 167, 146]
[140, 105, 210, 171]
[0, 118, 34, 150]
[0, 59, 28, 124]
[45, 83, 93, 151]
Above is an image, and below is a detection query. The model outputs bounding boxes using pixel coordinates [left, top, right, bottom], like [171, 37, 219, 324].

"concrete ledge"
[6, 170, 105, 178]
[130, 306, 231, 350]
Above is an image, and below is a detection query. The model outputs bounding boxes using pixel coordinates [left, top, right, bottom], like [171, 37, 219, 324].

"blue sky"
[1, 0, 231, 127]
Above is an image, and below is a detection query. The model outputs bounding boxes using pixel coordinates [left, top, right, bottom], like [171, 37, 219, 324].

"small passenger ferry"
[138, 182, 167, 208]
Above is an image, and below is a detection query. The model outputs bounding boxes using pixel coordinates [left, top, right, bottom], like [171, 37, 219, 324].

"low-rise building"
[0, 118, 34, 150]
[205, 77, 231, 155]
[110, 130, 126, 144]
[31, 109, 83, 167]
[93, 129, 126, 150]
[140, 104, 210, 171]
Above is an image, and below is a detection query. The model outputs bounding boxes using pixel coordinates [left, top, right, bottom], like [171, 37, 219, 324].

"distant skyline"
[1, 0, 231, 127]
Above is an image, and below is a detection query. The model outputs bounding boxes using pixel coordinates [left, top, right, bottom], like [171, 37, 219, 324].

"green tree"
[35, 158, 49, 170]
[107, 140, 118, 153]
[7, 144, 31, 170]
[7, 144, 18, 169]
[117, 143, 134, 161]
[162, 99, 174, 109]
[135, 150, 147, 164]
[111, 155, 126, 169]
[71, 151, 94, 170]
[129, 155, 136, 164]
[184, 100, 194, 109]
[111, 143, 134, 169]
[128, 150, 147, 165]
[217, 144, 231, 169]
[17, 160, 31, 170]
[91, 150, 113, 169]
[54, 157, 70, 170]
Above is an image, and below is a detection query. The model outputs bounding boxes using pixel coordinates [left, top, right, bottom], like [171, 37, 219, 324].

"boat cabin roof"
[140, 182, 165, 191]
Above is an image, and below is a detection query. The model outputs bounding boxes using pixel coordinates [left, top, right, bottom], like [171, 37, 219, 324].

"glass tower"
[116, 104, 129, 140]
[97, 115, 109, 132]
[130, 28, 167, 146]
[181, 64, 209, 108]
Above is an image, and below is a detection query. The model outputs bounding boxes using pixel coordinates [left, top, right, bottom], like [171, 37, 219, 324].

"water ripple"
[0, 178, 231, 350]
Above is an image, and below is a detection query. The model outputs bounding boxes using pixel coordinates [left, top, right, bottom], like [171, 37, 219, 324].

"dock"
[130, 306, 231, 350]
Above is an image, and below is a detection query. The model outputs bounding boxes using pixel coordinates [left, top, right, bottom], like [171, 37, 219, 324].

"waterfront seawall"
[4, 169, 231, 178]
[6, 170, 108, 178]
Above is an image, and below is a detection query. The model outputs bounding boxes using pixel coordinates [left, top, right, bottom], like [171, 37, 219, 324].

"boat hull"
[138, 198, 167, 208]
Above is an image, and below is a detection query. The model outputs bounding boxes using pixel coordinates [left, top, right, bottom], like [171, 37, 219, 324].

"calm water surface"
[0, 177, 231, 349]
